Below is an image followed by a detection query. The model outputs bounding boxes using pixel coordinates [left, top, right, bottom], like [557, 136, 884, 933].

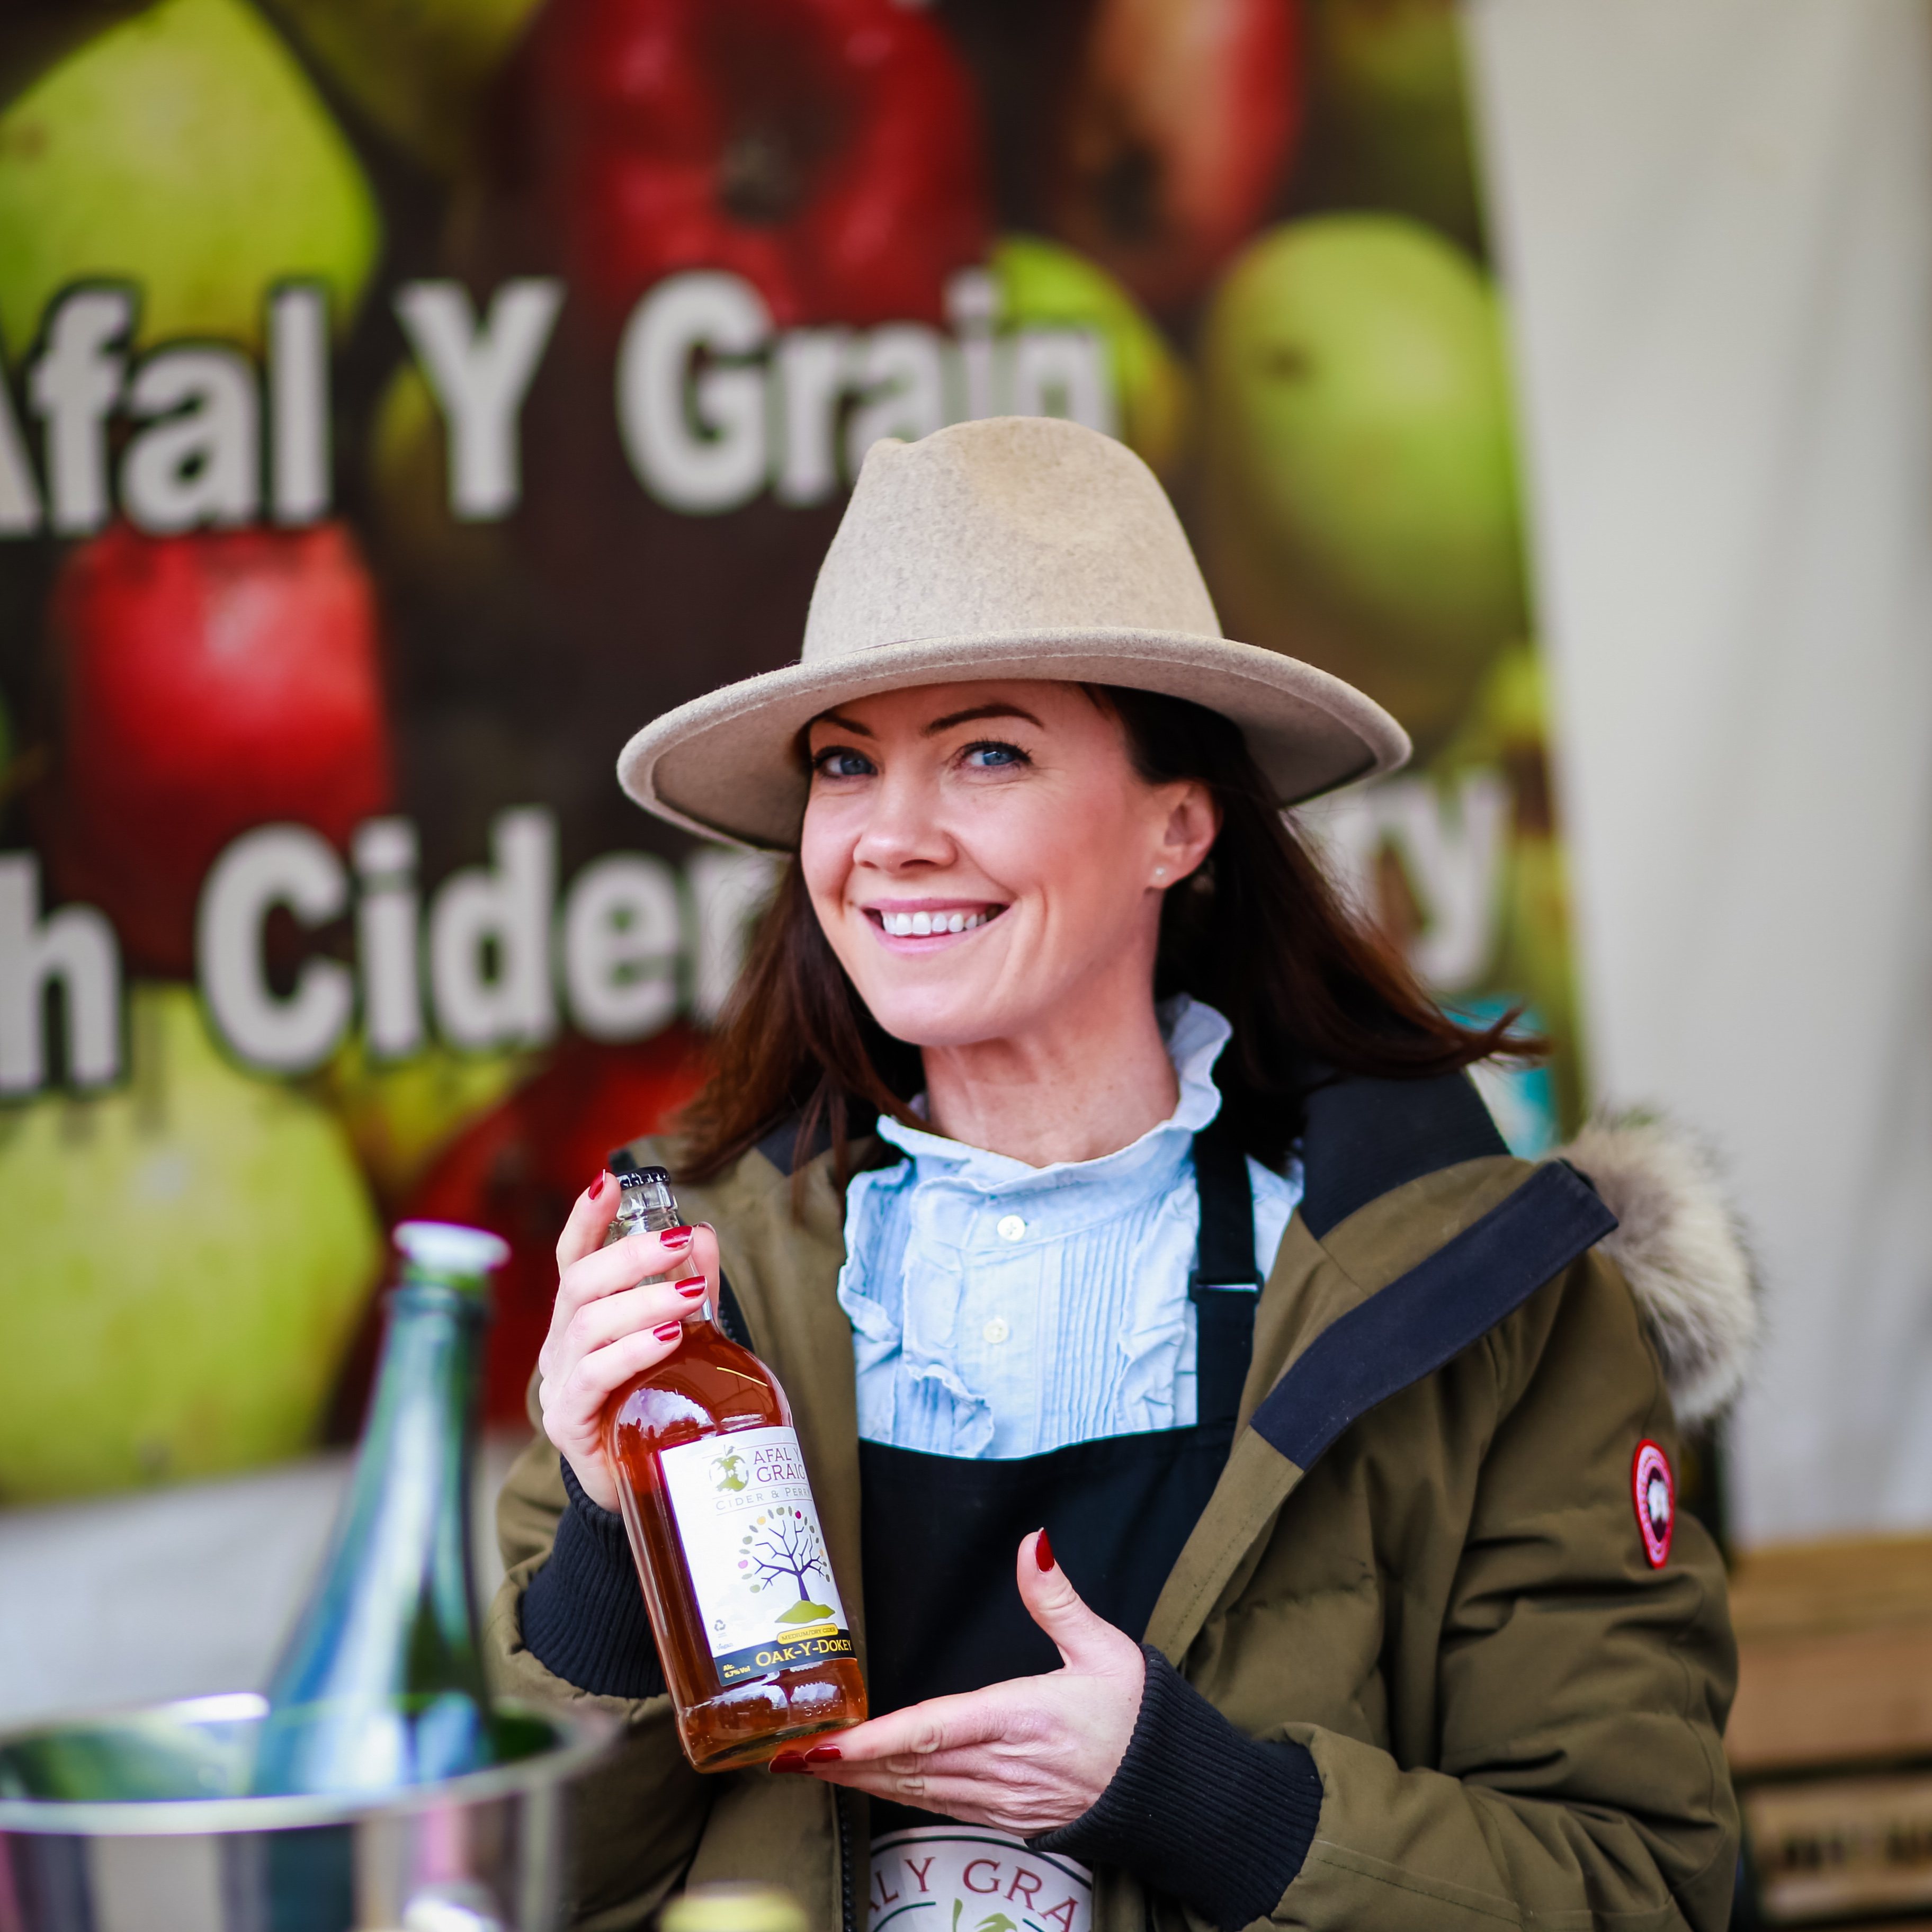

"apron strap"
[1189, 1117, 1259, 1428]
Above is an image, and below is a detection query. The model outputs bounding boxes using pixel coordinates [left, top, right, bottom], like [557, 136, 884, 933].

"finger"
[556, 1170, 622, 1275]
[563, 1276, 708, 1362]
[813, 1687, 1009, 1765]
[790, 1755, 1059, 1838]
[554, 1323, 686, 1423]
[1017, 1529, 1137, 1674]
[551, 1221, 709, 1331]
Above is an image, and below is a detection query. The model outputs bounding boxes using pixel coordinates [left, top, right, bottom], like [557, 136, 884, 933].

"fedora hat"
[618, 415, 1409, 849]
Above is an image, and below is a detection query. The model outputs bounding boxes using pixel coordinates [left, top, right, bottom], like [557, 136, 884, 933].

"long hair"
[675, 686, 1535, 1189]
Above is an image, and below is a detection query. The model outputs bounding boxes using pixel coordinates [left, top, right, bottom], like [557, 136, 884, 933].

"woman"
[489, 417, 1752, 1932]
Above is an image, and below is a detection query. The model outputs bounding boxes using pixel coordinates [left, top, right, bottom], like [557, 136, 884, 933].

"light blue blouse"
[835, 998, 1302, 1459]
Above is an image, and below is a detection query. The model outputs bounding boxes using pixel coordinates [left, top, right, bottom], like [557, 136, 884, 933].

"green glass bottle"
[251, 1220, 509, 1796]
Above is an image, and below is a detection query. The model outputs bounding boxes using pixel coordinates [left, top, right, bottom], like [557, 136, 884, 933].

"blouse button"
[996, 1214, 1026, 1242]
[983, 1317, 1010, 1344]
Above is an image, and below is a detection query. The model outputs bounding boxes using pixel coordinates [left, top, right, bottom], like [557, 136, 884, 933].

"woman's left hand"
[773, 1530, 1144, 1838]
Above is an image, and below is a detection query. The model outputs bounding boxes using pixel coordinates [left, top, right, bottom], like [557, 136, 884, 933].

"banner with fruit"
[0, 0, 1577, 1501]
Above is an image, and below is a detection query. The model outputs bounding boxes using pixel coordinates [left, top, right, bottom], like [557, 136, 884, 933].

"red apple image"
[37, 521, 393, 975]
[491, 0, 992, 328]
[1044, 0, 1302, 314]
[395, 1025, 711, 1429]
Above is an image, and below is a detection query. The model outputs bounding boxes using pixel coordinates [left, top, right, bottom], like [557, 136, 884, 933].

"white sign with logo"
[868, 1826, 1092, 1932]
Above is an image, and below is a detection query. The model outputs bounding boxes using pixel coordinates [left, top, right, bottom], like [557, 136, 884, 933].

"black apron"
[857, 1119, 1260, 1727]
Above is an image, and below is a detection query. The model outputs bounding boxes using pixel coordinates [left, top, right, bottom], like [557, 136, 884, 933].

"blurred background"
[0, 0, 1927, 1921]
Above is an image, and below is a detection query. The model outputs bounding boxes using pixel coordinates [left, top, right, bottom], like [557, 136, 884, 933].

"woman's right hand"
[539, 1171, 722, 1514]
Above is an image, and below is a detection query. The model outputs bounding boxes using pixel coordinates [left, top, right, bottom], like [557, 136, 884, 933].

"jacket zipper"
[836, 1786, 858, 1932]
[723, 1268, 858, 1932]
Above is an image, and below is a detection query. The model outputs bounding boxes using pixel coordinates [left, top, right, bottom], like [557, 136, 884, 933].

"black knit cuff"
[1030, 1647, 1323, 1930]
[518, 1457, 667, 1700]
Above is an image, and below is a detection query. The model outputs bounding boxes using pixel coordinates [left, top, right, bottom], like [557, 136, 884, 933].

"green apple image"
[0, 0, 380, 360]
[320, 1026, 539, 1210]
[992, 235, 1192, 479]
[262, 0, 543, 177]
[0, 982, 382, 1502]
[1305, 0, 1485, 252]
[1197, 213, 1528, 755]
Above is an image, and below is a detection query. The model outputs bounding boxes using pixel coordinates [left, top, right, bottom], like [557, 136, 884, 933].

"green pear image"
[1197, 213, 1528, 756]
[0, 0, 380, 360]
[993, 235, 1192, 479]
[262, 0, 543, 177]
[0, 982, 382, 1501]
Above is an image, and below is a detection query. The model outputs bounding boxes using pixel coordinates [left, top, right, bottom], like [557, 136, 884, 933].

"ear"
[1154, 781, 1220, 886]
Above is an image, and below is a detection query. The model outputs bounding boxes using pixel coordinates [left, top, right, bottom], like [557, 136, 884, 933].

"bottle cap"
[621, 1164, 673, 1188]
[393, 1221, 512, 1282]
[660, 1885, 808, 1932]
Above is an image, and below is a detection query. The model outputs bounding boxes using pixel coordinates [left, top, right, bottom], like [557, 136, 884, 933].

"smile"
[865, 905, 1004, 937]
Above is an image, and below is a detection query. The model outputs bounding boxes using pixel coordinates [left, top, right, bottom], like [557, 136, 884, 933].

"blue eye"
[812, 747, 875, 779]
[963, 741, 1028, 770]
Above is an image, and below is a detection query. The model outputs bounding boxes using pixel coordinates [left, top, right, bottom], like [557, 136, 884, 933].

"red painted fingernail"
[804, 1745, 842, 1763]
[770, 1754, 807, 1775]
[661, 1225, 694, 1249]
[588, 1171, 610, 1202]
[676, 1277, 706, 1299]
[1036, 1528, 1054, 1572]
[653, 1320, 683, 1342]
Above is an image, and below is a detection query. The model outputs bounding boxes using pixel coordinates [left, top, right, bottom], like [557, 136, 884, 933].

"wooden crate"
[1728, 1535, 1932, 1927]
[1729, 1535, 1932, 1774]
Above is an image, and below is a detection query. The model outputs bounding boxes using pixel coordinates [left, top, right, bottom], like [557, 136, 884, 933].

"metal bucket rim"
[0, 1694, 617, 1837]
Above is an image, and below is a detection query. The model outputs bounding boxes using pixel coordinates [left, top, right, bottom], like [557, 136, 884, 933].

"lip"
[858, 899, 1007, 946]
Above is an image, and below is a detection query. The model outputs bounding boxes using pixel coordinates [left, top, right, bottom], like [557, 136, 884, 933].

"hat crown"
[801, 416, 1221, 663]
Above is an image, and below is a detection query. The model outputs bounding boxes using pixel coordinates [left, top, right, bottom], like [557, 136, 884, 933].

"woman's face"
[800, 681, 1217, 1052]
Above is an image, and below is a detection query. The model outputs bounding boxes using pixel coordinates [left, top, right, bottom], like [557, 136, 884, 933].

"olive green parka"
[487, 1081, 1750, 1932]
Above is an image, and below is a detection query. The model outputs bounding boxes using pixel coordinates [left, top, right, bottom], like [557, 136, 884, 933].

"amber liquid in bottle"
[600, 1164, 867, 1772]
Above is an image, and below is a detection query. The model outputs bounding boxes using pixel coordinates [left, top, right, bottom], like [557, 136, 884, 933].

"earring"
[1152, 865, 1168, 883]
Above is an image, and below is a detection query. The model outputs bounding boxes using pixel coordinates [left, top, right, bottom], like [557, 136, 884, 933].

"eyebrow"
[807, 702, 1046, 741]
[921, 703, 1045, 736]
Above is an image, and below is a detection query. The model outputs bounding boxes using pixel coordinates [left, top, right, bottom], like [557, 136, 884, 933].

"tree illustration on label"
[739, 1508, 835, 1621]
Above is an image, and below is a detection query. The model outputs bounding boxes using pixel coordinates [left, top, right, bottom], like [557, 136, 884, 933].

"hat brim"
[617, 627, 1411, 851]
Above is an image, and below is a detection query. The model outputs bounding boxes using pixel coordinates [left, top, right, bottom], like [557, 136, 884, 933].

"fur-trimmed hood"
[1555, 1113, 1760, 1425]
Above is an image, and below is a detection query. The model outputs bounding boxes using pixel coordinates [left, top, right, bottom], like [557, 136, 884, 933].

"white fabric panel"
[1468, 0, 1932, 1542]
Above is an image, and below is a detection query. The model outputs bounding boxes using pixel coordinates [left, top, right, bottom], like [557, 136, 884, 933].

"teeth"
[881, 909, 993, 935]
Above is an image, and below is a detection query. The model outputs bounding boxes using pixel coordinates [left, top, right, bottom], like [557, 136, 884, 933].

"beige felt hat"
[618, 415, 1409, 849]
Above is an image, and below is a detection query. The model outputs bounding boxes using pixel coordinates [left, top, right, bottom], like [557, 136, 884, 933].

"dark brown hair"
[676, 686, 1535, 1189]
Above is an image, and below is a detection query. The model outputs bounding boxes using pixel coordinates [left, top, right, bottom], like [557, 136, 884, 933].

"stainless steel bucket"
[0, 1693, 614, 1932]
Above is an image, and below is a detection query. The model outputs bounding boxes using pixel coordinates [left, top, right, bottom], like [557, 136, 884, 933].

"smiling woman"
[489, 418, 1747, 1932]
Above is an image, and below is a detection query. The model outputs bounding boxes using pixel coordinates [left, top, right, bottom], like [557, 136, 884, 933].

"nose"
[851, 762, 952, 874]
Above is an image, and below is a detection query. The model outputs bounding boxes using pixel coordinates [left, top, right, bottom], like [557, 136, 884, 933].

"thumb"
[1016, 1529, 1132, 1673]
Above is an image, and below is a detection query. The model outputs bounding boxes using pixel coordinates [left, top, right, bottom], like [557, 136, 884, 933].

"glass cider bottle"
[252, 1220, 508, 1795]
[599, 1162, 866, 1770]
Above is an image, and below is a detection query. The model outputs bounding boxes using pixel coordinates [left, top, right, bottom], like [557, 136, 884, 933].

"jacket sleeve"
[1263, 1248, 1740, 1932]
[486, 1430, 712, 1932]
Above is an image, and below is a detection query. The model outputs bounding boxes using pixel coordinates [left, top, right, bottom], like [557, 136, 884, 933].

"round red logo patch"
[1633, 1441, 1674, 1567]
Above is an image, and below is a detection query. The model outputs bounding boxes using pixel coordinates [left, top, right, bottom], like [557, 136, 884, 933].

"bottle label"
[658, 1425, 856, 1685]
